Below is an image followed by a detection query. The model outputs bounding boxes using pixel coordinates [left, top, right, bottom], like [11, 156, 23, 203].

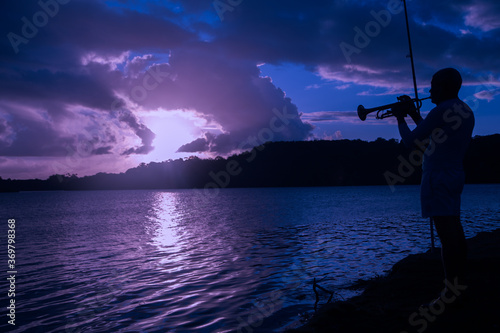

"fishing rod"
[357, 0, 427, 121]
[403, 0, 420, 111]
[403, 0, 435, 251]
[355, 1, 436, 251]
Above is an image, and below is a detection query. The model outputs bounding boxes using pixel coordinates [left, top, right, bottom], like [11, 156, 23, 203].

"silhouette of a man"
[392, 68, 475, 301]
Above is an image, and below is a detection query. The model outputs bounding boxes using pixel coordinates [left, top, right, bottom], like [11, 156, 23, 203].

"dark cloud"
[163, 47, 314, 152]
[301, 111, 358, 123]
[0, 0, 316, 160]
[0, 115, 76, 157]
[0, 0, 193, 60]
[91, 146, 113, 155]
[207, 0, 500, 90]
[0, 117, 14, 150]
[0, 0, 183, 161]
[0, 68, 118, 117]
[177, 136, 210, 153]
[0, 101, 125, 158]
[117, 110, 155, 155]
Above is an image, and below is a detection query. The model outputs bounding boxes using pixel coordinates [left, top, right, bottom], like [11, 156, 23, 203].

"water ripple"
[0, 185, 498, 332]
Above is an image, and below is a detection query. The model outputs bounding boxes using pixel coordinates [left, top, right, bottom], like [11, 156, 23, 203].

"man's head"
[430, 68, 462, 105]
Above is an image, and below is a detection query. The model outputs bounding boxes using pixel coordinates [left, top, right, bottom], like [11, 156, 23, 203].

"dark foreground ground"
[287, 228, 500, 333]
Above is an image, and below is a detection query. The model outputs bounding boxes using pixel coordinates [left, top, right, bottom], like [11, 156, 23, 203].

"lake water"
[1, 184, 499, 332]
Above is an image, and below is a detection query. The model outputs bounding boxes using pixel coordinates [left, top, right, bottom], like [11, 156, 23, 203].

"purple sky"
[1, 0, 499, 180]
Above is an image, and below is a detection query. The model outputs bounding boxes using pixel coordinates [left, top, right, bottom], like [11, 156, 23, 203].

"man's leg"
[433, 216, 467, 283]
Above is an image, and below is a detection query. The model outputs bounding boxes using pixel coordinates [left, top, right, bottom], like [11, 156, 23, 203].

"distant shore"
[288, 228, 500, 333]
[2, 134, 500, 192]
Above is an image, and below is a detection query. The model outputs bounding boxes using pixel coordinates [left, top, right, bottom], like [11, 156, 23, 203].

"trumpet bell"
[357, 105, 368, 121]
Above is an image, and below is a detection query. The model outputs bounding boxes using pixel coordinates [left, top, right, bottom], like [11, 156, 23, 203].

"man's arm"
[395, 114, 413, 148]
[392, 97, 421, 147]
[396, 106, 443, 149]
[408, 109, 423, 125]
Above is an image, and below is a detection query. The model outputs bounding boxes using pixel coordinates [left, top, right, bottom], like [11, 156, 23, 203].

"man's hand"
[391, 95, 418, 123]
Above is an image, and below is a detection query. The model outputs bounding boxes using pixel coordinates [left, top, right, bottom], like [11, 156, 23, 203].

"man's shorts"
[420, 168, 465, 218]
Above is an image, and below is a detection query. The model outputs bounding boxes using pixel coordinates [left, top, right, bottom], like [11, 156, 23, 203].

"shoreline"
[287, 228, 500, 333]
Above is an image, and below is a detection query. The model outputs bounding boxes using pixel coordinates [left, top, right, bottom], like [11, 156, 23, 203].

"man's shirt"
[398, 98, 475, 171]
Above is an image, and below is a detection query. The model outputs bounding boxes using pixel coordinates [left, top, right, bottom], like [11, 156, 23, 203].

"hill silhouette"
[1, 135, 499, 192]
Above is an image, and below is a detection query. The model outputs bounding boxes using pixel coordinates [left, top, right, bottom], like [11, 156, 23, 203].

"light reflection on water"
[0, 184, 499, 332]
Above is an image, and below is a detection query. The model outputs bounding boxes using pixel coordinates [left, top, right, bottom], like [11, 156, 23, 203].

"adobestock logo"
[401, 278, 467, 333]
[7, 0, 72, 54]
[213, 0, 244, 22]
[235, 290, 284, 333]
[383, 102, 472, 192]
[339, 0, 404, 64]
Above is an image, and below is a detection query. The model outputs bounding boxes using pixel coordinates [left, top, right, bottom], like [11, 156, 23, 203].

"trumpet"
[357, 96, 431, 121]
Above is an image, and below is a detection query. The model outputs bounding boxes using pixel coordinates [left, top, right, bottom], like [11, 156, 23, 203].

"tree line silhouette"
[1, 135, 499, 192]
